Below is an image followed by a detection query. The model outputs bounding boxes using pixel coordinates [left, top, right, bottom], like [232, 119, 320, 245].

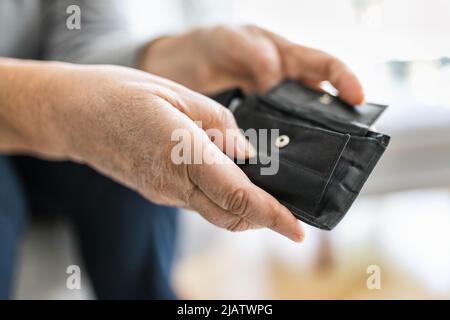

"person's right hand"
[0, 59, 304, 242]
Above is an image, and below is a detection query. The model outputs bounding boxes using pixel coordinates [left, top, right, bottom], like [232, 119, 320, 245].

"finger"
[211, 26, 284, 92]
[157, 79, 304, 241]
[261, 28, 365, 105]
[188, 186, 261, 232]
[235, 26, 284, 91]
[158, 85, 256, 160]
[187, 141, 305, 242]
[301, 79, 328, 93]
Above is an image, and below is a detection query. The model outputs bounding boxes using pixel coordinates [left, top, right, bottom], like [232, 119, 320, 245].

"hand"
[0, 59, 304, 242]
[140, 25, 364, 105]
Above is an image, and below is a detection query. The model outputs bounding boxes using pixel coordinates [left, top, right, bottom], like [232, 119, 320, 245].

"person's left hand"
[140, 25, 364, 105]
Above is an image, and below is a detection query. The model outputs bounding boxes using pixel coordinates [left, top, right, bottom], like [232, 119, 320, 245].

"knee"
[0, 157, 28, 232]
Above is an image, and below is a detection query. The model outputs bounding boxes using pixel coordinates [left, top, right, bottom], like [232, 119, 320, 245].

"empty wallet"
[211, 80, 390, 230]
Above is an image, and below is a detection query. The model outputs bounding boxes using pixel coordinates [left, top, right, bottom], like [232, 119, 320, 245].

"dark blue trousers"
[0, 156, 178, 299]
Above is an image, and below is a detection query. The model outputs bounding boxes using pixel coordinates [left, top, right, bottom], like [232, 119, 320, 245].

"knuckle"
[226, 188, 250, 216]
[152, 85, 190, 114]
[224, 217, 251, 232]
[167, 91, 190, 114]
[218, 106, 235, 128]
[256, 54, 276, 73]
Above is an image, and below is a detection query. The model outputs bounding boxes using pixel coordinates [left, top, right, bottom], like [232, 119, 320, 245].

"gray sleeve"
[41, 0, 147, 67]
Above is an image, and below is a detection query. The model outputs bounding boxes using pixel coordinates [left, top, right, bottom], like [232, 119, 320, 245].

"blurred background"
[14, 0, 450, 299]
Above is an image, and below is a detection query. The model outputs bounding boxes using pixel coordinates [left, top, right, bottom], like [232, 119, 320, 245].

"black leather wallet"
[211, 80, 390, 230]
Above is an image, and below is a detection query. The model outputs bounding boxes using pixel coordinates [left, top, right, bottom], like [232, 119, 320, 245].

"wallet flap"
[234, 101, 351, 217]
[210, 87, 244, 109]
[209, 81, 390, 230]
[263, 80, 387, 134]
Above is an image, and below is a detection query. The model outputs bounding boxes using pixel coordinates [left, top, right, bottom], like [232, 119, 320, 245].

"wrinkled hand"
[141, 25, 364, 105]
[0, 61, 304, 242]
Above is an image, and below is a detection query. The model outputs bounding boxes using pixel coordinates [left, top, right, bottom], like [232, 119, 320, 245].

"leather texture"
[211, 80, 390, 230]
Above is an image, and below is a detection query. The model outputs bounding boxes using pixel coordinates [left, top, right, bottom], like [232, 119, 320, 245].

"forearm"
[0, 58, 70, 157]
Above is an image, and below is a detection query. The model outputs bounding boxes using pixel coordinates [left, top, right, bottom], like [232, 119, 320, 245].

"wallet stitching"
[271, 132, 350, 217]
[320, 138, 384, 228]
[238, 110, 351, 217]
[281, 201, 323, 228]
[228, 85, 388, 230]
[325, 142, 383, 229]
[351, 141, 385, 191]
[312, 134, 351, 214]
[280, 201, 317, 224]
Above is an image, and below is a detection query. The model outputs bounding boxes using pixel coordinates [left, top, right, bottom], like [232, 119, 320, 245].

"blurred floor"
[12, 189, 450, 299]
[173, 190, 450, 300]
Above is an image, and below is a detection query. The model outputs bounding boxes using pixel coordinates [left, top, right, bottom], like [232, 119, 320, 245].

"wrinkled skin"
[0, 25, 365, 242]
[141, 25, 364, 104]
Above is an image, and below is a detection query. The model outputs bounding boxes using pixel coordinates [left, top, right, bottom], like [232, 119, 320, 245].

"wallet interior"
[212, 80, 390, 230]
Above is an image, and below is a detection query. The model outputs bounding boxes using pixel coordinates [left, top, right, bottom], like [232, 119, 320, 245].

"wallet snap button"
[275, 135, 290, 148]
[319, 93, 333, 105]
[228, 97, 242, 113]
